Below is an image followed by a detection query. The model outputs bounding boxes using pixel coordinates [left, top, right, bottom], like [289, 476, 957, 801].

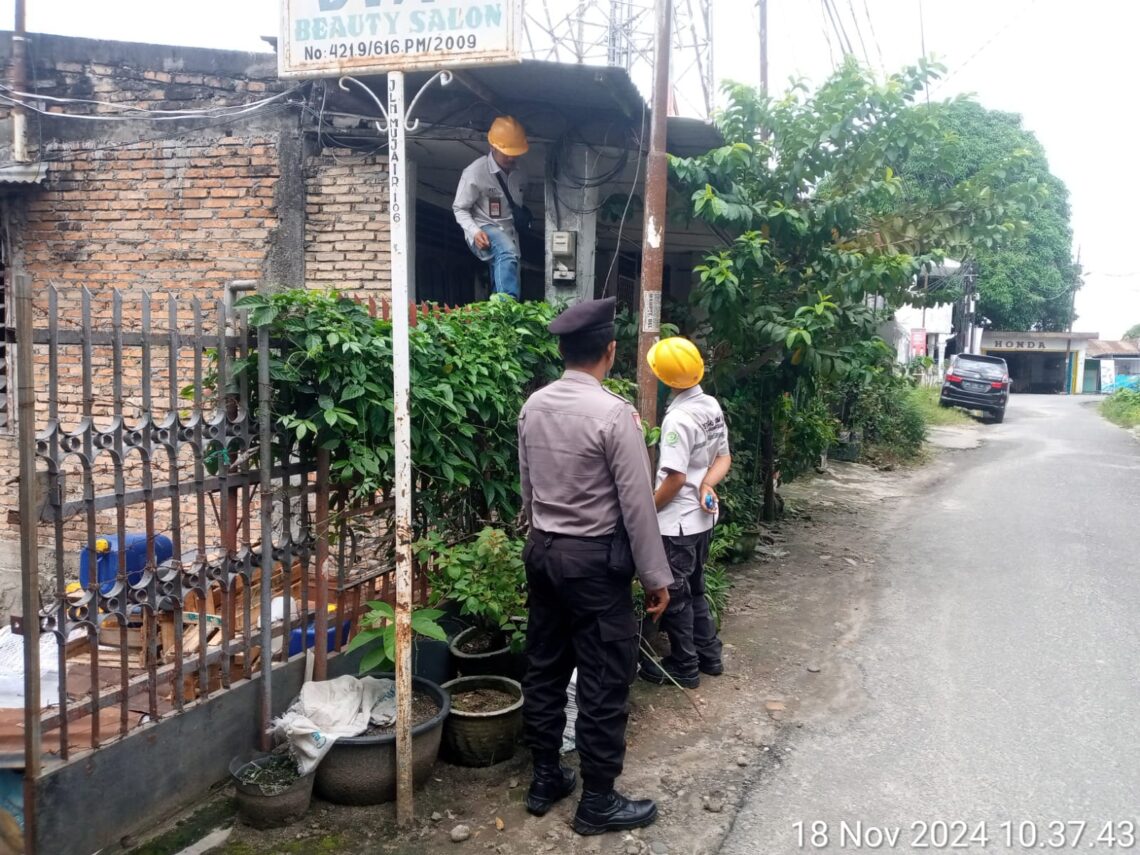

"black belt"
[533, 529, 614, 545]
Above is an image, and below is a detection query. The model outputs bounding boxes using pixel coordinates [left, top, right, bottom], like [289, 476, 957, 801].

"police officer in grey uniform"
[518, 297, 672, 836]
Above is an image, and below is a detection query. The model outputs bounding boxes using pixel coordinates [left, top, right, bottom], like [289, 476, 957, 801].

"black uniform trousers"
[658, 529, 722, 675]
[521, 531, 639, 790]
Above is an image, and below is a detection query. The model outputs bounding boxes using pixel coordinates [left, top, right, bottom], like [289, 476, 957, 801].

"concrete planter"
[230, 752, 315, 829]
[440, 676, 524, 767]
[314, 675, 450, 806]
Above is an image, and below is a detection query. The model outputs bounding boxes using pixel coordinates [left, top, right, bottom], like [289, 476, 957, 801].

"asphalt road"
[721, 397, 1140, 854]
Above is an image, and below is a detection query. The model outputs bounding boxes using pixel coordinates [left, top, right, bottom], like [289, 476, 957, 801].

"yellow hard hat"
[647, 337, 704, 389]
[488, 116, 529, 157]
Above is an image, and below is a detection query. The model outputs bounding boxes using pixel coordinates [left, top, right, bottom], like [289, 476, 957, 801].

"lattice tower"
[522, 0, 716, 118]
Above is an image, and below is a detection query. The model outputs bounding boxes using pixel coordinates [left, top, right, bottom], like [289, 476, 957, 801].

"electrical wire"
[548, 118, 638, 217]
[602, 101, 648, 297]
[0, 83, 304, 122]
[932, 0, 1040, 91]
[820, 0, 838, 68]
[28, 101, 299, 165]
[822, 0, 855, 57]
[845, 0, 872, 67]
[860, 0, 886, 71]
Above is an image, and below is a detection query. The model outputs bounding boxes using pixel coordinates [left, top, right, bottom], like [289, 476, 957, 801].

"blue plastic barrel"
[288, 619, 352, 657]
[79, 534, 174, 595]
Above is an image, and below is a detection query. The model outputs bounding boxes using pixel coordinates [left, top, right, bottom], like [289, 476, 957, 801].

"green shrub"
[233, 291, 560, 536]
[836, 371, 928, 461]
[774, 390, 839, 480]
[1101, 387, 1140, 428]
[908, 385, 973, 427]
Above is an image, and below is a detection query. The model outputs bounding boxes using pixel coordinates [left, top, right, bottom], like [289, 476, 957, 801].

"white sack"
[272, 675, 398, 774]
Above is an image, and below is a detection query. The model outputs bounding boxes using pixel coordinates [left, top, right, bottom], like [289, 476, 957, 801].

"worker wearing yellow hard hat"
[642, 337, 732, 689]
[452, 115, 533, 300]
[647, 336, 705, 390]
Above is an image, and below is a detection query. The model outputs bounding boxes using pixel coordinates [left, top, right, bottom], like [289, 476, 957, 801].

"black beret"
[548, 297, 617, 337]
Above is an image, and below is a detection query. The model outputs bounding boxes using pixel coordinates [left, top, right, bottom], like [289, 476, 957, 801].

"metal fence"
[10, 277, 435, 850]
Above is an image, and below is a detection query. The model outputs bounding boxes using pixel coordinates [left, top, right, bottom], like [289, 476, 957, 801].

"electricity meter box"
[551, 230, 577, 281]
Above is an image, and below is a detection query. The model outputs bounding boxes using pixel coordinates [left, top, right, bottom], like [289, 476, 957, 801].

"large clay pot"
[440, 675, 523, 767]
[314, 675, 450, 806]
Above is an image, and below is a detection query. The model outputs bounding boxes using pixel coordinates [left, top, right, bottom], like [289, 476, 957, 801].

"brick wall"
[305, 148, 391, 296]
[0, 35, 301, 612]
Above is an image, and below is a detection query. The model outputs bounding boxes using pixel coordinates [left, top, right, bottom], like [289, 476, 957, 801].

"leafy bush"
[416, 527, 528, 653]
[854, 373, 927, 459]
[234, 291, 560, 535]
[1101, 388, 1140, 429]
[774, 390, 839, 480]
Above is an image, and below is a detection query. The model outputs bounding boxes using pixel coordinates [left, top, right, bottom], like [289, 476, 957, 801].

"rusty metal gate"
[8, 275, 418, 854]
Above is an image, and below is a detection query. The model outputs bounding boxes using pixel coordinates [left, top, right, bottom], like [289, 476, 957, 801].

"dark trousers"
[522, 532, 638, 790]
[658, 529, 722, 675]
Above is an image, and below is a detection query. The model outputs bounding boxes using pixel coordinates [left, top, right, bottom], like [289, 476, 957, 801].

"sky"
[2, 0, 1138, 337]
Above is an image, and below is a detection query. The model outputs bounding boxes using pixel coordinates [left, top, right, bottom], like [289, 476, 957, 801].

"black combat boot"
[638, 657, 700, 689]
[572, 787, 659, 835]
[698, 657, 724, 676]
[524, 762, 578, 816]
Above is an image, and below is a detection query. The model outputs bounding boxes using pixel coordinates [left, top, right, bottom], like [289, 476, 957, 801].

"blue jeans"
[468, 224, 520, 299]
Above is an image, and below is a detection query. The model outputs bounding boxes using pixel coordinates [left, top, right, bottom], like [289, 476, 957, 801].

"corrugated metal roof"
[1087, 339, 1140, 358]
[0, 161, 47, 184]
[328, 60, 723, 153]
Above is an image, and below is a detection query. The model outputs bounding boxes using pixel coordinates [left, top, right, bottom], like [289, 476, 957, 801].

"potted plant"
[229, 748, 315, 829]
[416, 527, 528, 679]
[343, 600, 449, 675]
[439, 675, 524, 767]
[313, 602, 451, 806]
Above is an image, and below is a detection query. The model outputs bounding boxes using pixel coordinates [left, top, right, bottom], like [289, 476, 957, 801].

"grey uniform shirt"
[518, 370, 672, 592]
[452, 152, 526, 244]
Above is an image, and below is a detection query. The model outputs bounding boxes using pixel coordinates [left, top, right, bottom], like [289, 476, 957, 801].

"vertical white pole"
[387, 70, 416, 827]
[16, 273, 40, 853]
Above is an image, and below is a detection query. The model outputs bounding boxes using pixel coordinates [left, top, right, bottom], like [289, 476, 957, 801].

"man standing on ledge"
[517, 296, 672, 836]
[452, 115, 529, 300]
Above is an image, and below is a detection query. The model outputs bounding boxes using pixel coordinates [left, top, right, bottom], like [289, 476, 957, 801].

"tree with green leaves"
[897, 100, 1079, 331]
[670, 59, 1039, 521]
[1124, 323, 1140, 341]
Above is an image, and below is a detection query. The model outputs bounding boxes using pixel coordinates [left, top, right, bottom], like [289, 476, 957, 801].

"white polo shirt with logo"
[654, 384, 730, 536]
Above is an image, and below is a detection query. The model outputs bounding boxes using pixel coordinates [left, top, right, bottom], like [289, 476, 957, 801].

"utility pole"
[759, 0, 768, 96]
[635, 0, 673, 426]
[11, 0, 28, 162]
[757, 0, 775, 522]
[1064, 246, 1081, 394]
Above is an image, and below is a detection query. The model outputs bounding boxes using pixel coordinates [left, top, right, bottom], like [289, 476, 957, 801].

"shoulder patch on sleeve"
[663, 430, 680, 446]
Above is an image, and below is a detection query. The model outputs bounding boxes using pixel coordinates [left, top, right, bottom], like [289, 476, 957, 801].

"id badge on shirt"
[488, 195, 502, 218]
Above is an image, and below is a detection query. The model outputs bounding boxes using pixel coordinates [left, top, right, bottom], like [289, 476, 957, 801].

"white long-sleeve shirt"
[452, 152, 527, 243]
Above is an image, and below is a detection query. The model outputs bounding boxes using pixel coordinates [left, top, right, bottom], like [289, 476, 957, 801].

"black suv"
[940, 354, 1011, 423]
